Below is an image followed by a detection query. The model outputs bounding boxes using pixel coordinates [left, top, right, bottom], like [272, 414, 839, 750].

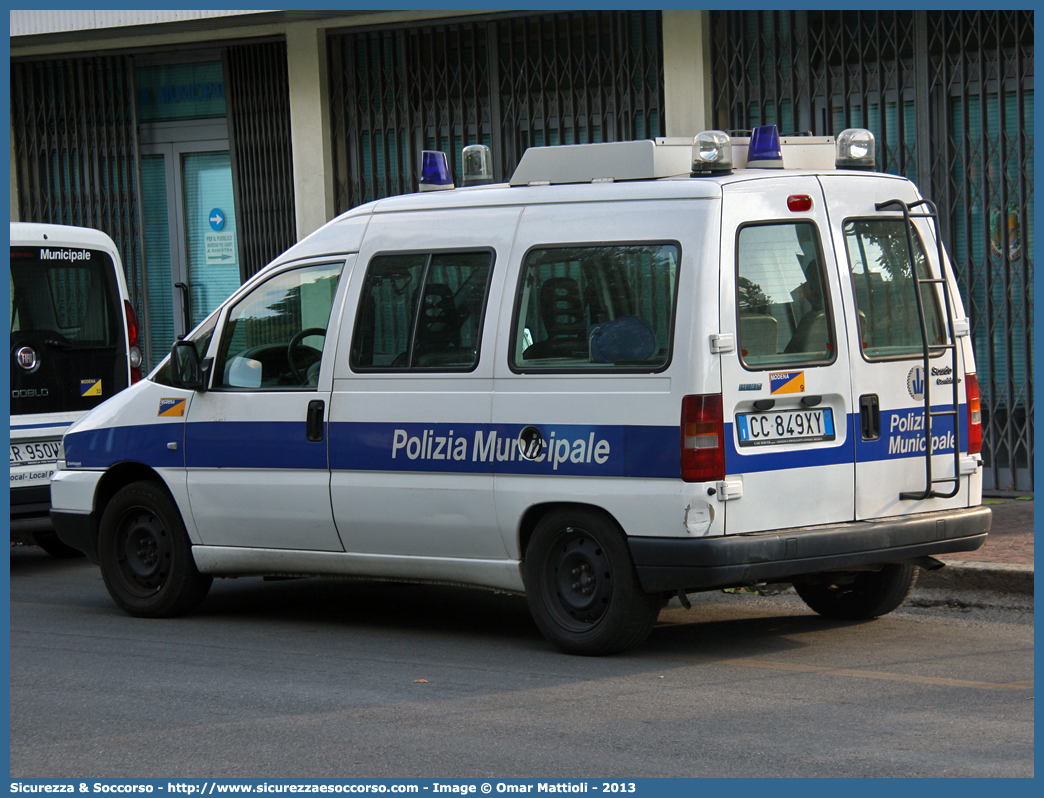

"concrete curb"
[918, 561, 1034, 596]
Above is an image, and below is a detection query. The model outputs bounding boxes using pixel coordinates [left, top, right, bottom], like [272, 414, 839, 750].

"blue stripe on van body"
[328, 421, 681, 478]
[723, 415, 858, 474]
[856, 405, 967, 464]
[185, 421, 326, 469]
[63, 405, 968, 475]
[64, 423, 184, 469]
[11, 422, 73, 430]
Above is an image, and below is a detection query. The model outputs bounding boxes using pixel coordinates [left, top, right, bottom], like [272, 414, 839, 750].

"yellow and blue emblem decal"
[80, 378, 102, 397]
[158, 398, 187, 417]
[769, 371, 805, 395]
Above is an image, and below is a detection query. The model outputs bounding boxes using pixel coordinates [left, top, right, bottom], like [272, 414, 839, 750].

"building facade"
[9, 9, 1031, 493]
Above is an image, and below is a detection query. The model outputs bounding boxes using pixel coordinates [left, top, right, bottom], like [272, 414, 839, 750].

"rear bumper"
[10, 486, 51, 519]
[629, 505, 992, 593]
[50, 509, 99, 564]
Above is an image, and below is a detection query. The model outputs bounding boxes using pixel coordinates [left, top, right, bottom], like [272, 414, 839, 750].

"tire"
[524, 508, 660, 656]
[794, 564, 918, 620]
[98, 481, 212, 617]
[33, 529, 86, 559]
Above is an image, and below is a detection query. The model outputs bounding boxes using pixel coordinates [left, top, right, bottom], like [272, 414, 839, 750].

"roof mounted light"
[691, 130, 733, 176]
[461, 144, 494, 186]
[746, 125, 784, 168]
[419, 150, 453, 191]
[835, 128, 876, 171]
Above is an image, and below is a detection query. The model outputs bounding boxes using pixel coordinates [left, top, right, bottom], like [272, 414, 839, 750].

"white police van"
[10, 223, 142, 556]
[49, 127, 990, 654]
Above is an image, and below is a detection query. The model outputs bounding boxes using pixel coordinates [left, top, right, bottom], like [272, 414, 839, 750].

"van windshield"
[10, 246, 128, 415]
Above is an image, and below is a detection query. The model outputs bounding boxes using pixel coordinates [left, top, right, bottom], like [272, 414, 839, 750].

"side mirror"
[170, 340, 211, 392]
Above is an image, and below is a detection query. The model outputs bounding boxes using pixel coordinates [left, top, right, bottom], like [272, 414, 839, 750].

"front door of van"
[719, 177, 856, 535]
[819, 174, 970, 521]
[184, 259, 350, 551]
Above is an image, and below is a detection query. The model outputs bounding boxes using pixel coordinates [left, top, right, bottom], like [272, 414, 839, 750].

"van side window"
[843, 219, 946, 360]
[213, 262, 343, 390]
[511, 244, 678, 371]
[736, 222, 835, 368]
[350, 250, 494, 371]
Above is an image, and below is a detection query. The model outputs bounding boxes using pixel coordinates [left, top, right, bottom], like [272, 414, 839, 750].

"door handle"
[859, 394, 880, 441]
[174, 282, 192, 336]
[306, 400, 325, 442]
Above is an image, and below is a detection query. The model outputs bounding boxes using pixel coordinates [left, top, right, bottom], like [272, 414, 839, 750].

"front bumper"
[629, 505, 991, 593]
[50, 509, 99, 563]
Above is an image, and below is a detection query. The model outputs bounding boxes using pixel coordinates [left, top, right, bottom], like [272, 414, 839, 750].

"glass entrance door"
[140, 134, 239, 369]
[181, 151, 240, 331]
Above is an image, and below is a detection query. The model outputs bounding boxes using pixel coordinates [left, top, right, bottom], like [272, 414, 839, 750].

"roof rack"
[508, 135, 838, 186]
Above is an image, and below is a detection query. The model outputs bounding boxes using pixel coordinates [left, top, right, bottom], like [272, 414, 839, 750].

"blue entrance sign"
[209, 208, 225, 231]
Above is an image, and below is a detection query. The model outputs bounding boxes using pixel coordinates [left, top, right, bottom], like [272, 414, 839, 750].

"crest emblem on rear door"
[907, 367, 925, 401]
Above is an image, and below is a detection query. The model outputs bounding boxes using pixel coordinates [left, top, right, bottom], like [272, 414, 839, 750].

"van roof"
[277, 163, 911, 267]
[10, 222, 121, 257]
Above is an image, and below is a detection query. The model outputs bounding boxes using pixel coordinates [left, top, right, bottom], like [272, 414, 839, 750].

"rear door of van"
[819, 173, 974, 520]
[10, 243, 131, 513]
[719, 176, 856, 534]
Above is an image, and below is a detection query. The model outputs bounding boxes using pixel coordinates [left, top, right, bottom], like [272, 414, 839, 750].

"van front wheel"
[98, 481, 212, 617]
[524, 509, 660, 656]
[794, 564, 917, 620]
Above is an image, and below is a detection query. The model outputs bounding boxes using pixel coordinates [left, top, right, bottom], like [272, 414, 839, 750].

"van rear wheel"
[98, 481, 212, 617]
[794, 564, 918, 620]
[524, 509, 660, 656]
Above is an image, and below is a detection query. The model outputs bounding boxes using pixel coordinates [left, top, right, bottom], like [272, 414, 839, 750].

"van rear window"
[843, 219, 946, 360]
[511, 244, 678, 372]
[735, 222, 835, 368]
[10, 246, 128, 415]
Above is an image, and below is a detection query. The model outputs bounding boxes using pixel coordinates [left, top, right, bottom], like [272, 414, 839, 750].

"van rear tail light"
[124, 300, 143, 383]
[681, 394, 725, 482]
[965, 373, 982, 455]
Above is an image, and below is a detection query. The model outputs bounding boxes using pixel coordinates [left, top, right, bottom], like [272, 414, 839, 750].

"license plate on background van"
[9, 440, 62, 467]
[735, 408, 835, 447]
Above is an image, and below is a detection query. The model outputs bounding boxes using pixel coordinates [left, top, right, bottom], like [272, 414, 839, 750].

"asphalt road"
[10, 545, 1034, 779]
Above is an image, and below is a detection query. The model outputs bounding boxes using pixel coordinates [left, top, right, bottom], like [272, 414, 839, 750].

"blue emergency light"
[419, 150, 453, 191]
[746, 125, 784, 168]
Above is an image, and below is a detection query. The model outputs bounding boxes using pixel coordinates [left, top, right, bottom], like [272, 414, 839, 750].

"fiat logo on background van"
[15, 346, 39, 373]
[907, 366, 925, 401]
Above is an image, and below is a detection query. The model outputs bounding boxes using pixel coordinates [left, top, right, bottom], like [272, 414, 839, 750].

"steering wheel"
[287, 327, 327, 385]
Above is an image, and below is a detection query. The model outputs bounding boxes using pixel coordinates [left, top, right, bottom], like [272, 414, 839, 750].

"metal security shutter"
[11, 55, 148, 334]
[712, 10, 1034, 494]
[225, 41, 297, 281]
[496, 12, 664, 165]
[328, 10, 664, 214]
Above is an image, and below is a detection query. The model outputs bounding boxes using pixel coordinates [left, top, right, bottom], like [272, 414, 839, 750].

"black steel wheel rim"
[544, 527, 612, 631]
[114, 507, 172, 596]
